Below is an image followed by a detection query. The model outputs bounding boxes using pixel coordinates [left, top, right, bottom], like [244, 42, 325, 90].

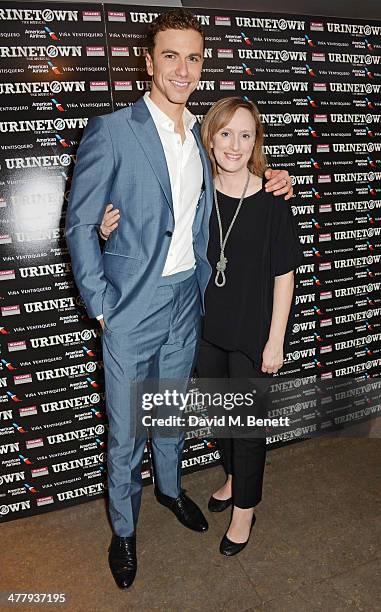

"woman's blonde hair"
[201, 96, 267, 178]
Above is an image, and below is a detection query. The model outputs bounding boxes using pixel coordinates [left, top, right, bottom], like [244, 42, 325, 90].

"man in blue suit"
[66, 9, 292, 589]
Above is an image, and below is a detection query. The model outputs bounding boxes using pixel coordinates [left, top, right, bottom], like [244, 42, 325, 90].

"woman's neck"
[215, 169, 261, 198]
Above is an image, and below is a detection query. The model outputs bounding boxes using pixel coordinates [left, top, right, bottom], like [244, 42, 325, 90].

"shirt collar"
[144, 91, 196, 132]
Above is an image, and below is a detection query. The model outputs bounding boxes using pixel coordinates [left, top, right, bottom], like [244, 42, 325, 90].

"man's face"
[145, 28, 204, 109]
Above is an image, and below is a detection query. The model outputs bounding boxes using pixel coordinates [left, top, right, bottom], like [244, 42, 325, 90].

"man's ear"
[145, 52, 153, 77]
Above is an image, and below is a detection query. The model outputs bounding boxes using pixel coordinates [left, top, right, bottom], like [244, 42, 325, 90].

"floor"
[1, 434, 380, 612]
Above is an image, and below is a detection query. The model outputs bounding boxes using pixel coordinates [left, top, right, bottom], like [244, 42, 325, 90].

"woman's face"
[211, 107, 256, 175]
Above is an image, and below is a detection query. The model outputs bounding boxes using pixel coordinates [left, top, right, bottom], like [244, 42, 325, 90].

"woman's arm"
[261, 271, 294, 374]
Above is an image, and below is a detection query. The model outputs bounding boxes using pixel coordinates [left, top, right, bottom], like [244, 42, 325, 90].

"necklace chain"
[213, 171, 250, 287]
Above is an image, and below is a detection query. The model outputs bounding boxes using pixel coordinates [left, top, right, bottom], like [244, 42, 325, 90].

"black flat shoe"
[208, 495, 232, 513]
[219, 515, 256, 557]
[108, 534, 137, 589]
[155, 488, 208, 532]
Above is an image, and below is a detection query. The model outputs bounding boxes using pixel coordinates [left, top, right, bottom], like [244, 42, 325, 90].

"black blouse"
[202, 185, 304, 368]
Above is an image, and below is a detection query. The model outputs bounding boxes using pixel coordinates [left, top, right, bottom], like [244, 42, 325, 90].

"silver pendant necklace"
[213, 171, 250, 287]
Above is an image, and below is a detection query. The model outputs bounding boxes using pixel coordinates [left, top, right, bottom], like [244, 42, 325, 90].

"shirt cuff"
[95, 314, 104, 320]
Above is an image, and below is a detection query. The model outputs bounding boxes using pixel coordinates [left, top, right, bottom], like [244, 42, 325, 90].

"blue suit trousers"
[102, 272, 200, 536]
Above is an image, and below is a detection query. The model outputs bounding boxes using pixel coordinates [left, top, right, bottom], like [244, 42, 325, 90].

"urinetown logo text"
[0, 118, 88, 133]
[0, 81, 85, 94]
[238, 49, 307, 61]
[0, 46, 82, 58]
[47, 425, 105, 444]
[30, 329, 99, 348]
[0, 9, 78, 21]
[240, 81, 308, 92]
[235, 17, 305, 30]
[261, 114, 309, 125]
[41, 393, 100, 412]
[326, 23, 381, 36]
[52, 453, 106, 473]
[263, 144, 312, 155]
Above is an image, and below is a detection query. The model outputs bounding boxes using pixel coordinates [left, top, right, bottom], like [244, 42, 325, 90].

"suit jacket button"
[165, 231, 173, 237]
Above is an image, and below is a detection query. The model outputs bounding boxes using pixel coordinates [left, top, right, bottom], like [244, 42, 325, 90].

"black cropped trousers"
[196, 339, 269, 509]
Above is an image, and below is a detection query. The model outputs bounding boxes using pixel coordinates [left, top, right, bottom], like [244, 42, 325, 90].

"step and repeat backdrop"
[0, 2, 380, 522]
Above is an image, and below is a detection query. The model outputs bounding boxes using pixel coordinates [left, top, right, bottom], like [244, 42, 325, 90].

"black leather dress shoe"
[108, 534, 137, 589]
[208, 495, 232, 513]
[155, 488, 208, 532]
[219, 515, 256, 557]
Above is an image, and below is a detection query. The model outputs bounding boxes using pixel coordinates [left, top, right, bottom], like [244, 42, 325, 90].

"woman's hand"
[261, 340, 284, 374]
[99, 203, 120, 240]
[264, 168, 293, 200]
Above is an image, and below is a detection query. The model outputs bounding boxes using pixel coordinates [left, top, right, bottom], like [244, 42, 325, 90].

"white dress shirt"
[143, 92, 203, 277]
[96, 94, 203, 320]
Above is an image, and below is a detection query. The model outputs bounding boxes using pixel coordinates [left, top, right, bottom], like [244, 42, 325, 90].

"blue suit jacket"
[65, 97, 213, 332]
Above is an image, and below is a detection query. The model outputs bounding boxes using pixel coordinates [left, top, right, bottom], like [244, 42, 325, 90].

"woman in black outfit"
[196, 97, 303, 555]
[100, 96, 303, 556]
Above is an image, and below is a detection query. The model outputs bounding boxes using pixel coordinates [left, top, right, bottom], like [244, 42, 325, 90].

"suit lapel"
[192, 121, 213, 213]
[128, 97, 173, 213]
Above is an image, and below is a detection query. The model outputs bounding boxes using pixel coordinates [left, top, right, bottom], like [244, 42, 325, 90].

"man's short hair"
[146, 8, 204, 55]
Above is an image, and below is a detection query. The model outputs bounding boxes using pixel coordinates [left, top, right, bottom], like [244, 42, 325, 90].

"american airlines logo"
[47, 425, 105, 445]
[5, 154, 75, 170]
[52, 452, 106, 473]
[326, 23, 381, 36]
[334, 228, 381, 239]
[335, 200, 381, 211]
[36, 362, 100, 381]
[334, 255, 381, 268]
[335, 283, 381, 297]
[334, 172, 381, 183]
[335, 309, 381, 324]
[41, 393, 100, 412]
[328, 53, 380, 65]
[0, 117, 88, 133]
[19, 263, 72, 278]
[329, 83, 381, 94]
[238, 49, 307, 62]
[0, 8, 78, 21]
[261, 114, 309, 125]
[332, 143, 381, 153]
[0, 46, 82, 58]
[30, 329, 99, 348]
[335, 333, 381, 351]
[240, 81, 308, 92]
[0, 81, 86, 95]
[330, 114, 381, 124]
[235, 16, 305, 30]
